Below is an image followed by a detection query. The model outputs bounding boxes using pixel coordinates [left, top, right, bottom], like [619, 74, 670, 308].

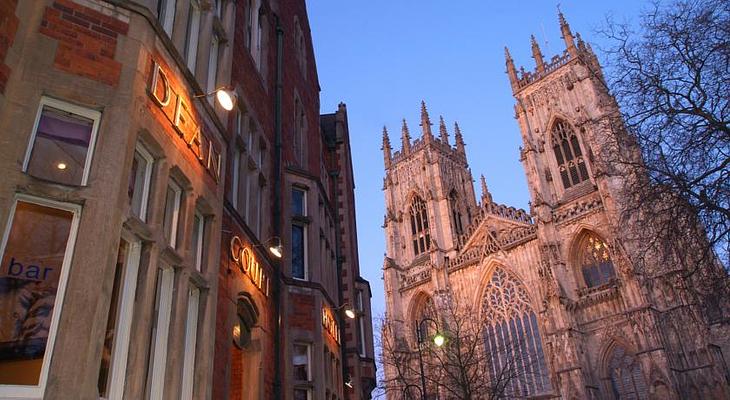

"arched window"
[578, 232, 616, 288]
[551, 120, 589, 189]
[409, 196, 431, 256]
[481, 268, 552, 397]
[412, 295, 438, 339]
[606, 345, 648, 399]
[449, 191, 464, 236]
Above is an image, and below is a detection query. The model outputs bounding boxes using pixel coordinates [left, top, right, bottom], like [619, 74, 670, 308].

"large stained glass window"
[579, 232, 616, 288]
[409, 196, 431, 256]
[482, 268, 551, 397]
[551, 119, 589, 189]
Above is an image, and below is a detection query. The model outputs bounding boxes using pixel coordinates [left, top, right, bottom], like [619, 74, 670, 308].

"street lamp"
[403, 383, 423, 400]
[415, 317, 445, 400]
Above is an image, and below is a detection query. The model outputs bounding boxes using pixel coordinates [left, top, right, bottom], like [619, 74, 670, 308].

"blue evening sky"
[308, 1, 647, 321]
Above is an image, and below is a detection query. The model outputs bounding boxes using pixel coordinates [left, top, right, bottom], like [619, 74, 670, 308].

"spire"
[558, 8, 578, 57]
[438, 116, 449, 145]
[480, 174, 493, 204]
[505, 46, 519, 92]
[454, 121, 465, 155]
[530, 34, 545, 73]
[420, 100, 433, 142]
[401, 119, 411, 155]
[382, 126, 392, 167]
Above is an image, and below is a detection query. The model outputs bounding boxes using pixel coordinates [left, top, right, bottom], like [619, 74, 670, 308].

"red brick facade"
[39, 0, 126, 86]
[0, 0, 17, 92]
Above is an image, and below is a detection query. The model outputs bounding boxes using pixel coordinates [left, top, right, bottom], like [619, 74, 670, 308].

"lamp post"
[402, 383, 423, 400]
[415, 317, 445, 400]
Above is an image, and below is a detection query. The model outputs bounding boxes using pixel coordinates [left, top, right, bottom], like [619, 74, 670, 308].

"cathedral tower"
[381, 10, 730, 400]
[381, 102, 479, 323]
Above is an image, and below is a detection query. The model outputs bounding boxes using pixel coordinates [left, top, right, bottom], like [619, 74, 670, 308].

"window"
[294, 388, 311, 400]
[551, 119, 589, 189]
[157, 0, 177, 35]
[578, 232, 616, 288]
[98, 238, 142, 399]
[163, 181, 182, 248]
[291, 188, 307, 280]
[206, 34, 220, 105]
[481, 268, 552, 397]
[292, 188, 305, 217]
[191, 211, 205, 272]
[245, 0, 254, 50]
[0, 197, 80, 398]
[24, 97, 101, 186]
[128, 144, 154, 222]
[357, 290, 367, 357]
[255, 6, 263, 68]
[147, 267, 174, 400]
[293, 98, 305, 165]
[449, 191, 463, 236]
[213, 0, 223, 19]
[293, 343, 311, 381]
[409, 196, 430, 256]
[607, 345, 648, 399]
[184, 1, 201, 72]
[180, 286, 200, 400]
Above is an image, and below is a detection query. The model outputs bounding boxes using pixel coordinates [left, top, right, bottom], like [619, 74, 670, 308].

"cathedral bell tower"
[381, 102, 477, 317]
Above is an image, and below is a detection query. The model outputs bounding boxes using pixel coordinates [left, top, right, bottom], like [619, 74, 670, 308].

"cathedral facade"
[381, 14, 730, 399]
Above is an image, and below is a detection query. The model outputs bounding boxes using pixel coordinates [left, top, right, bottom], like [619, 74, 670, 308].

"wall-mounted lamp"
[334, 303, 357, 319]
[263, 236, 283, 259]
[344, 374, 353, 389]
[195, 86, 237, 111]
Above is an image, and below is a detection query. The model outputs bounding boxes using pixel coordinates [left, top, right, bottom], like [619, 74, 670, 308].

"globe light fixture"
[57, 162, 67, 170]
[433, 332, 445, 347]
[344, 307, 357, 319]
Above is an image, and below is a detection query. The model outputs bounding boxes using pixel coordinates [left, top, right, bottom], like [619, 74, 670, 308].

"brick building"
[0, 1, 375, 399]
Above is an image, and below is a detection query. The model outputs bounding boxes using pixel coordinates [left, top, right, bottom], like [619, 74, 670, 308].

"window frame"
[292, 343, 312, 381]
[291, 188, 308, 280]
[180, 285, 200, 400]
[184, 0, 201, 72]
[98, 235, 142, 400]
[146, 266, 175, 400]
[158, 0, 177, 35]
[23, 97, 102, 187]
[0, 195, 82, 399]
[163, 180, 182, 248]
[357, 290, 367, 357]
[192, 210, 205, 272]
[130, 143, 154, 222]
[206, 34, 220, 105]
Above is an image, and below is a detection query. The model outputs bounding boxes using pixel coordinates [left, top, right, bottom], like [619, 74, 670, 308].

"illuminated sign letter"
[149, 62, 170, 107]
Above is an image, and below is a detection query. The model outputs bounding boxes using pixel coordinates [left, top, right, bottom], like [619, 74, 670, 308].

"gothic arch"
[478, 265, 552, 397]
[406, 194, 431, 256]
[448, 189, 465, 236]
[545, 116, 591, 190]
[569, 229, 617, 289]
[599, 339, 649, 399]
[406, 291, 438, 341]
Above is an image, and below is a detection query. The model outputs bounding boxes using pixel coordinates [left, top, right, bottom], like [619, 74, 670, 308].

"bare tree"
[378, 299, 547, 400]
[595, 0, 729, 313]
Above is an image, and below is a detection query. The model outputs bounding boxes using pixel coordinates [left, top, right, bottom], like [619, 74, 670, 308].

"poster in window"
[0, 201, 73, 385]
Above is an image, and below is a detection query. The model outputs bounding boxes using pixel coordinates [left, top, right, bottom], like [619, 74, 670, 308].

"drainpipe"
[272, 14, 284, 400]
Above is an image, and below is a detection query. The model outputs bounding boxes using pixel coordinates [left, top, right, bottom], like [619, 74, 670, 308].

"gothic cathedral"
[381, 13, 730, 399]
